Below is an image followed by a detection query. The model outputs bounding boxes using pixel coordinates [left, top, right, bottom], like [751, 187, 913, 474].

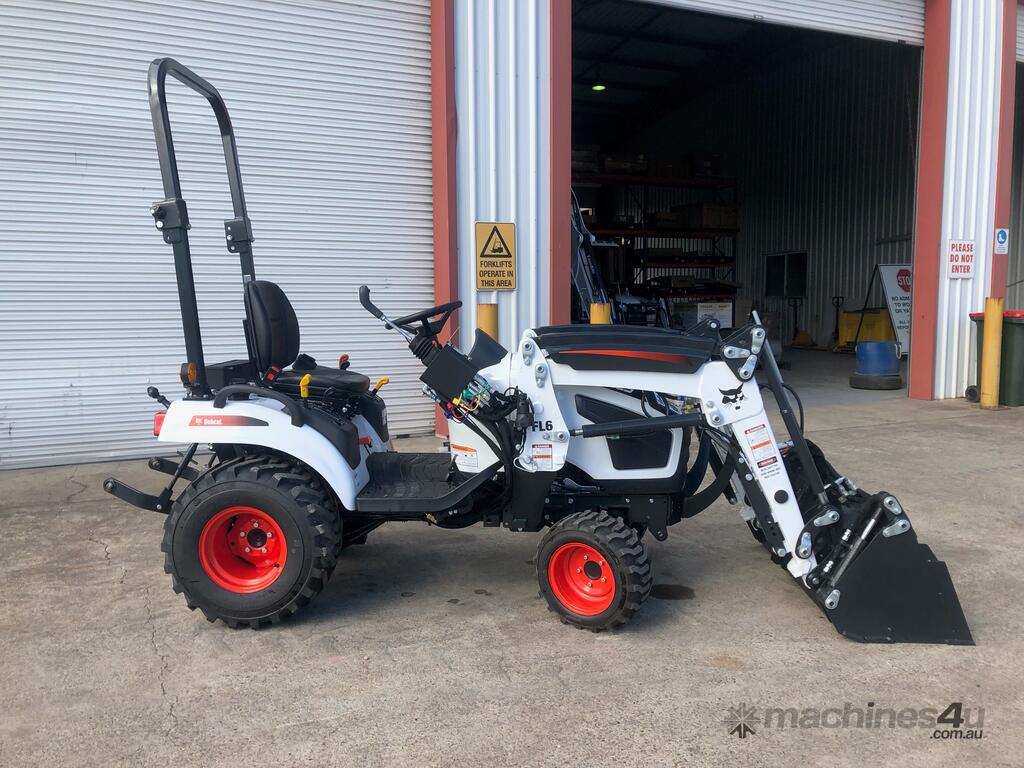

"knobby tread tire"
[161, 455, 341, 629]
[537, 510, 653, 631]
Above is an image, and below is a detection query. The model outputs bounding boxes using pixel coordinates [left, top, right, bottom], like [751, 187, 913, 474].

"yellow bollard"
[477, 303, 498, 341]
[980, 296, 1004, 409]
[590, 303, 612, 324]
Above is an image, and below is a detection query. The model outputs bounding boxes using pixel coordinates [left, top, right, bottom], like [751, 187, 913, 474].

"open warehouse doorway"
[569, 0, 922, 393]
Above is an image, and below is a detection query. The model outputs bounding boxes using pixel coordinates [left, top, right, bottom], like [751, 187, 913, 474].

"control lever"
[358, 285, 415, 343]
[147, 386, 171, 408]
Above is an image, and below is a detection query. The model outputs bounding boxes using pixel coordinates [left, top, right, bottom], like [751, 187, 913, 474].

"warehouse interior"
[570, 0, 921, 382]
[1009, 61, 1024, 311]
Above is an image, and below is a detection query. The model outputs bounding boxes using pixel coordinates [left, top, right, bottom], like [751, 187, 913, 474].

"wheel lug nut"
[576, 568, 582, 573]
[587, 581, 592, 587]
[244, 547, 251, 553]
[261, 547, 267, 553]
[239, 531, 246, 537]
[252, 521, 259, 528]
[582, 554, 588, 560]
[601, 577, 606, 583]
[267, 532, 273, 538]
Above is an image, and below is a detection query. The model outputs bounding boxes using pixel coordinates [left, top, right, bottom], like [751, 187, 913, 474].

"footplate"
[356, 452, 500, 514]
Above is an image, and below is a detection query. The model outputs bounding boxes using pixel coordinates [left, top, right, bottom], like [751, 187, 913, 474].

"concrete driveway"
[1, 381, 1022, 766]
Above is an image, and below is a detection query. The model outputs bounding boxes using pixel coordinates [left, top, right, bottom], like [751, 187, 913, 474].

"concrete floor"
[1, 356, 1022, 767]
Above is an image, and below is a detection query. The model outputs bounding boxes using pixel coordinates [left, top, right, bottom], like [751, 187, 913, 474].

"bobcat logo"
[719, 385, 745, 405]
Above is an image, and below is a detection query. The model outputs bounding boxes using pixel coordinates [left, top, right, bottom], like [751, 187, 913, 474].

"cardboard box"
[572, 145, 601, 175]
[602, 154, 648, 174]
[648, 211, 684, 229]
[650, 158, 691, 177]
[689, 152, 722, 176]
[672, 202, 739, 230]
[697, 301, 734, 327]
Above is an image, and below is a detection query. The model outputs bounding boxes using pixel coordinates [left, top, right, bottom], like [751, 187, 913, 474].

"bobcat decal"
[719, 385, 745, 405]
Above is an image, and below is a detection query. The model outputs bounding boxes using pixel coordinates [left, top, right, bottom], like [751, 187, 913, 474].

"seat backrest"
[244, 280, 300, 371]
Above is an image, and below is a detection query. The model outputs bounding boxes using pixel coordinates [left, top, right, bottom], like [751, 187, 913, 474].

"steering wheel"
[390, 301, 462, 336]
[359, 285, 461, 338]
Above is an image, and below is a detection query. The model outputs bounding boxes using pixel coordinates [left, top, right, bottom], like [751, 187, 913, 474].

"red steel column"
[549, 0, 572, 326]
[432, 0, 458, 434]
[909, 0, 952, 400]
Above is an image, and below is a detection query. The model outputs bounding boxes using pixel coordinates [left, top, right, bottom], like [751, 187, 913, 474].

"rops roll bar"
[147, 57, 257, 396]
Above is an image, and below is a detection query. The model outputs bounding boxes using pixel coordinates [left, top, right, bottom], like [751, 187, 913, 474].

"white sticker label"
[451, 443, 478, 471]
[743, 423, 781, 479]
[946, 239, 976, 279]
[995, 228, 1009, 255]
[531, 443, 553, 471]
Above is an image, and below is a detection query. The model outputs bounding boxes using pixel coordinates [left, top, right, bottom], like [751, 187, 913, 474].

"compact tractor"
[105, 59, 972, 643]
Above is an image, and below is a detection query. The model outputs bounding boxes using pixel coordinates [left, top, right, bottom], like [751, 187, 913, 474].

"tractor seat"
[244, 279, 370, 397]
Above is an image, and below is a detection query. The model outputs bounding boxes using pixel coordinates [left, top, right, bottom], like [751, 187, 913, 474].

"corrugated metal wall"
[638, 38, 920, 347]
[0, 0, 434, 468]
[454, 0, 551, 352]
[1010, 62, 1024, 309]
[1017, 7, 1024, 61]
[935, 0, 1006, 399]
[650, 1, 924, 45]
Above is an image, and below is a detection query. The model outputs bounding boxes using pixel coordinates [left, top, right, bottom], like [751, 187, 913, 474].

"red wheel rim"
[547, 542, 615, 616]
[198, 506, 287, 593]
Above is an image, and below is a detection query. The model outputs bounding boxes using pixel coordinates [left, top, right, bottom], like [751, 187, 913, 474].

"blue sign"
[995, 228, 1009, 254]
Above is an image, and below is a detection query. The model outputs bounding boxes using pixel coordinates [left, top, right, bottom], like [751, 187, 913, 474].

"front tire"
[537, 510, 652, 631]
[162, 455, 340, 628]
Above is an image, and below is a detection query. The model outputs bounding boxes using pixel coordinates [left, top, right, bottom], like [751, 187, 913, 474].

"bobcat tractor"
[104, 59, 972, 643]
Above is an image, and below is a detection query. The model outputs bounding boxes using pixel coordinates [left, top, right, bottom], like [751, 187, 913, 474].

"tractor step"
[356, 452, 500, 514]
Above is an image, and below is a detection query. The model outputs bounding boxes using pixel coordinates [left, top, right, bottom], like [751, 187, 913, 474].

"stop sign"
[896, 268, 912, 292]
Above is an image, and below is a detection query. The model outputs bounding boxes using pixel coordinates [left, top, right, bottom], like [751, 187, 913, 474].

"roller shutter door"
[1017, 7, 1024, 61]
[650, 0, 925, 45]
[0, 0, 434, 468]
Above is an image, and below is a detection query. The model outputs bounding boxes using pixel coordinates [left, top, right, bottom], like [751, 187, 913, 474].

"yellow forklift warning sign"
[475, 222, 517, 290]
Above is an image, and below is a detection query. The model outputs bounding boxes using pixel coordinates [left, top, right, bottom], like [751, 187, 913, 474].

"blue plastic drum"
[855, 341, 900, 376]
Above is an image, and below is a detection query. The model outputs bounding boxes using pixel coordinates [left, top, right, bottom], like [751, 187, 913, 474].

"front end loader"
[103, 58, 971, 644]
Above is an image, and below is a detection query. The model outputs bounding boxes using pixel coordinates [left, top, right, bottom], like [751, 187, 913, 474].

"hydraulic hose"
[760, 382, 805, 432]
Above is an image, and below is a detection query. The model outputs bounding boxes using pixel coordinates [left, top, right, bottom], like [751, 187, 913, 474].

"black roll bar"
[147, 57, 257, 397]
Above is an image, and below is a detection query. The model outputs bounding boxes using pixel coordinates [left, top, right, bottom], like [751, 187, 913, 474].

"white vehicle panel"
[558, 386, 685, 481]
[158, 398, 369, 509]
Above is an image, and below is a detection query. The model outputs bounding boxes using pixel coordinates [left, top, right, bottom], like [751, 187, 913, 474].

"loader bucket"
[816, 525, 973, 645]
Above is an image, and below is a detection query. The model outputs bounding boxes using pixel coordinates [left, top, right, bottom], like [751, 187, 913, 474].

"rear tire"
[537, 510, 652, 631]
[849, 372, 903, 390]
[162, 455, 341, 628]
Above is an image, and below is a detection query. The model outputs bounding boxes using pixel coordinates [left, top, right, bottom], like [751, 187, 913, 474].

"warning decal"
[451, 443, 479, 471]
[743, 423, 781, 479]
[946, 239, 976, 279]
[475, 222, 517, 290]
[531, 443, 553, 471]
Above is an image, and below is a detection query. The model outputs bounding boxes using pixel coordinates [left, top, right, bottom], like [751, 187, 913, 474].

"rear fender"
[158, 398, 368, 509]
